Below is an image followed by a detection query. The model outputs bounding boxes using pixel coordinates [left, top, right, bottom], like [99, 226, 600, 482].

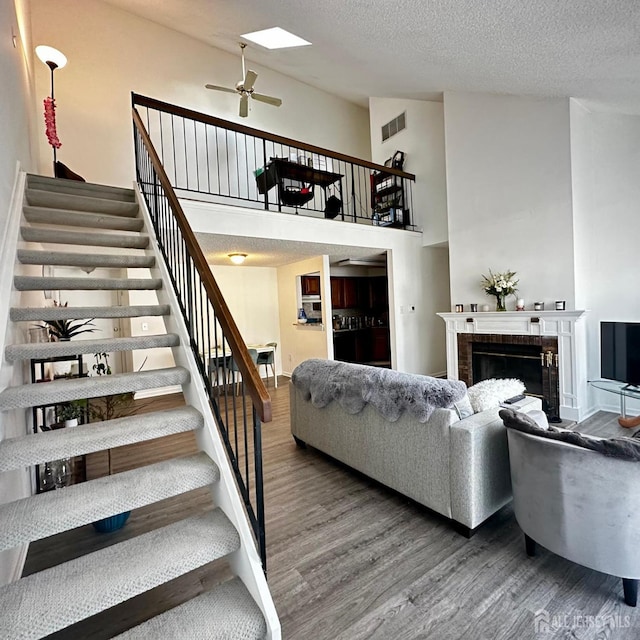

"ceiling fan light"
[241, 27, 311, 50]
[229, 253, 247, 265]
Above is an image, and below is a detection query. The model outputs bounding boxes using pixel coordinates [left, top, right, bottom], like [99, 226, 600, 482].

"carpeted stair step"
[115, 577, 267, 640]
[10, 304, 169, 322]
[0, 406, 203, 473]
[26, 174, 135, 202]
[14, 275, 162, 291]
[17, 249, 155, 269]
[0, 509, 239, 639]
[21, 226, 149, 249]
[23, 206, 144, 232]
[0, 366, 189, 411]
[5, 333, 179, 362]
[0, 452, 218, 551]
[25, 188, 139, 217]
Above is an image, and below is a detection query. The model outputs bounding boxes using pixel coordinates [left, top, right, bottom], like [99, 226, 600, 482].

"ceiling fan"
[205, 43, 283, 117]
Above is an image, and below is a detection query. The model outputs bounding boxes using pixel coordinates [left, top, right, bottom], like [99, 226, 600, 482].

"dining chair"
[257, 343, 277, 387]
[230, 349, 258, 396]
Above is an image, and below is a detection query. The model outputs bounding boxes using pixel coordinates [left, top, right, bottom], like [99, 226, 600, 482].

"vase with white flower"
[481, 269, 519, 312]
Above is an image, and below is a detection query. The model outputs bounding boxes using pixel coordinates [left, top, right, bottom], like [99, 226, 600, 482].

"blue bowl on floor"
[92, 511, 131, 533]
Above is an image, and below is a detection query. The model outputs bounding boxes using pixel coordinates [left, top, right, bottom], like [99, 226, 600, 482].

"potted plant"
[56, 401, 86, 428]
[38, 300, 96, 342]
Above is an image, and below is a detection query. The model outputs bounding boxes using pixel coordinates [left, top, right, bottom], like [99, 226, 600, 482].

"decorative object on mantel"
[455, 304, 463, 313]
[516, 298, 525, 311]
[555, 300, 566, 311]
[534, 301, 544, 311]
[481, 269, 519, 312]
[481, 304, 490, 312]
[470, 303, 478, 312]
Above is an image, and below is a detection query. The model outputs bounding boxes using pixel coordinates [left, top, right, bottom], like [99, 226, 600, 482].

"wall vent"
[381, 112, 406, 142]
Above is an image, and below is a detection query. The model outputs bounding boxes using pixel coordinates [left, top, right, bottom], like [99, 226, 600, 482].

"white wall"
[369, 97, 448, 245]
[29, 0, 371, 187]
[211, 265, 282, 377]
[444, 92, 575, 310]
[1, 0, 34, 230]
[570, 101, 640, 415]
[277, 256, 331, 376]
[0, 0, 37, 586]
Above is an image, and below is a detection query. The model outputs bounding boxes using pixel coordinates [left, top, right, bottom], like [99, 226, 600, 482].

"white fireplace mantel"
[437, 310, 588, 422]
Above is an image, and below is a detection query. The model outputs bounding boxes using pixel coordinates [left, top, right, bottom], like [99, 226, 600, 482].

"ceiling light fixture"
[241, 27, 311, 50]
[228, 253, 248, 265]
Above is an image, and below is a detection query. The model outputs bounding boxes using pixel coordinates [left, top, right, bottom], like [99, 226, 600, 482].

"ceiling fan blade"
[251, 92, 282, 107]
[205, 84, 237, 94]
[243, 70, 258, 92]
[239, 93, 249, 118]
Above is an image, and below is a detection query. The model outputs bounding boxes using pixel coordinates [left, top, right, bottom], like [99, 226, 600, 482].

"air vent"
[381, 112, 406, 142]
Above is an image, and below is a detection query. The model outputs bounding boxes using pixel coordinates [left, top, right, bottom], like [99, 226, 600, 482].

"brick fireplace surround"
[437, 311, 588, 422]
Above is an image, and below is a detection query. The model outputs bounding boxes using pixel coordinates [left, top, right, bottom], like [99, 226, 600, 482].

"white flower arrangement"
[481, 269, 519, 297]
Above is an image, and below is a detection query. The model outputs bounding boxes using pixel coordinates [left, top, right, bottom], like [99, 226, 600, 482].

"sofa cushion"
[291, 359, 467, 423]
[468, 378, 525, 412]
[499, 407, 640, 462]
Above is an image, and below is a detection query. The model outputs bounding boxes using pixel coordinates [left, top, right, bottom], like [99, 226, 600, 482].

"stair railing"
[132, 106, 271, 568]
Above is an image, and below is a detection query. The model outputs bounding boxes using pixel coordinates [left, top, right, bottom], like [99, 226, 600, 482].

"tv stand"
[590, 380, 640, 428]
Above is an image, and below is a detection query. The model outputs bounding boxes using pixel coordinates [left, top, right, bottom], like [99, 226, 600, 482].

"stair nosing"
[20, 226, 149, 249]
[10, 304, 170, 321]
[25, 189, 140, 218]
[14, 276, 163, 291]
[23, 206, 144, 231]
[5, 333, 179, 362]
[0, 366, 190, 410]
[0, 406, 204, 472]
[16, 249, 155, 268]
[0, 510, 239, 638]
[0, 452, 219, 550]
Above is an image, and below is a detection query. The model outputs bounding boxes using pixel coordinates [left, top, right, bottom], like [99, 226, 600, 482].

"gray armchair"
[502, 408, 640, 607]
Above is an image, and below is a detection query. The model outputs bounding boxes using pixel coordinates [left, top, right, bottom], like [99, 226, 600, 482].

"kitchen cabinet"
[370, 328, 391, 364]
[331, 276, 375, 310]
[301, 275, 321, 296]
[369, 276, 388, 310]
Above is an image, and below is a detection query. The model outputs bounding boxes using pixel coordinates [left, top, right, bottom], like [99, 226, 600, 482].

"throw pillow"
[467, 378, 525, 413]
[499, 407, 640, 462]
[452, 394, 474, 420]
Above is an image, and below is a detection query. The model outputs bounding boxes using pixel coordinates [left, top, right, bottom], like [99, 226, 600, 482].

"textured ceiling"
[195, 232, 386, 268]
[103, 0, 640, 111]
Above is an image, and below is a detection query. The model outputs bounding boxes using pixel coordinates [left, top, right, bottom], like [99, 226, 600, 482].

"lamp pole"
[35, 45, 67, 174]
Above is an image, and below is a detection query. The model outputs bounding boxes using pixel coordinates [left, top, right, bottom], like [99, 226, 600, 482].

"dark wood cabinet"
[369, 276, 388, 309]
[301, 275, 321, 296]
[331, 278, 344, 308]
[343, 278, 359, 308]
[370, 328, 391, 363]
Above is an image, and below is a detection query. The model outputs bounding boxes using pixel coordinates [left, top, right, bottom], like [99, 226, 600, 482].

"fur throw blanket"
[291, 359, 467, 423]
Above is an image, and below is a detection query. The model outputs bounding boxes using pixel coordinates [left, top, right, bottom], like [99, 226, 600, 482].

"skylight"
[241, 27, 311, 50]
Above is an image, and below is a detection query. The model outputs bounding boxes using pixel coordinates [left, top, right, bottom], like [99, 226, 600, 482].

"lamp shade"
[35, 45, 67, 69]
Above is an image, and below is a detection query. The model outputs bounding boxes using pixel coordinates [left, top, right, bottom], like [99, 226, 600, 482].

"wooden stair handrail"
[132, 93, 416, 181]
[132, 107, 272, 423]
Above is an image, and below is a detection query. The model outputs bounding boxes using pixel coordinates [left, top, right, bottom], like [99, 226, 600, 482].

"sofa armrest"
[449, 397, 541, 529]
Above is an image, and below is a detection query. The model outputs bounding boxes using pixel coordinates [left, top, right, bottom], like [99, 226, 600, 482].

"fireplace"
[437, 310, 587, 421]
[457, 334, 560, 421]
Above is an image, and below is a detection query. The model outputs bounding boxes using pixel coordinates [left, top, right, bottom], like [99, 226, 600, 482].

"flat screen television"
[600, 322, 640, 387]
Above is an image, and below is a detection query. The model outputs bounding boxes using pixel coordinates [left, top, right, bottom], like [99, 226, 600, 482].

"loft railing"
[131, 93, 416, 230]
[132, 105, 271, 569]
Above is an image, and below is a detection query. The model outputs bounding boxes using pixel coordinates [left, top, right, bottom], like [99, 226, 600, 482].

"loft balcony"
[132, 94, 416, 230]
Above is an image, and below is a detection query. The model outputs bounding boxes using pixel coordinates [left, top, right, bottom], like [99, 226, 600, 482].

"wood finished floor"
[23, 385, 640, 639]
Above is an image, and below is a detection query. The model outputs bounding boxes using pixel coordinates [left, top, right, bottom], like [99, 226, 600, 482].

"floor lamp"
[35, 45, 67, 172]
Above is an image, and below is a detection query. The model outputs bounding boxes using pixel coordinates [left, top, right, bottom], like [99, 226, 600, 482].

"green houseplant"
[39, 300, 96, 341]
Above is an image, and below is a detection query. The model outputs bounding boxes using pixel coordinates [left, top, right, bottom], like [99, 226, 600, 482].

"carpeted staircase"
[0, 174, 276, 638]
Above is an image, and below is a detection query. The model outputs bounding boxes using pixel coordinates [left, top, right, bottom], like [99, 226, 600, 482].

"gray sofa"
[290, 361, 541, 534]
